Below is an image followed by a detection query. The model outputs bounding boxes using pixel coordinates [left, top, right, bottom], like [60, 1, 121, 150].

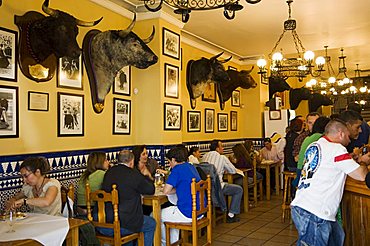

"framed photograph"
[204, 108, 215, 133]
[113, 66, 131, 96]
[261, 75, 269, 85]
[163, 28, 180, 60]
[0, 86, 18, 138]
[57, 92, 84, 137]
[231, 90, 241, 107]
[28, 91, 49, 111]
[228, 66, 237, 71]
[202, 83, 217, 102]
[0, 27, 18, 82]
[164, 103, 182, 130]
[57, 52, 83, 89]
[113, 98, 131, 135]
[164, 63, 179, 98]
[269, 110, 282, 120]
[218, 113, 228, 132]
[230, 111, 237, 131]
[187, 111, 201, 132]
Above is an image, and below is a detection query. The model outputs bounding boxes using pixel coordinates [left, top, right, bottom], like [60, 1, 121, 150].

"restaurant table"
[258, 160, 282, 200]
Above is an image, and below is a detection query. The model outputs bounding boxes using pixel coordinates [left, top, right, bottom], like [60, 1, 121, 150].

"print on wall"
[231, 111, 237, 131]
[205, 108, 215, 133]
[113, 98, 131, 135]
[231, 90, 241, 107]
[164, 103, 182, 130]
[113, 66, 131, 96]
[58, 92, 84, 137]
[202, 83, 217, 102]
[163, 28, 180, 60]
[28, 91, 49, 111]
[187, 111, 201, 132]
[57, 53, 83, 89]
[0, 86, 18, 138]
[0, 27, 18, 82]
[218, 113, 228, 132]
[165, 63, 179, 98]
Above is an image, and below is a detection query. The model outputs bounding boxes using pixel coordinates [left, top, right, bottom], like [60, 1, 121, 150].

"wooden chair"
[61, 183, 75, 218]
[281, 171, 297, 222]
[249, 157, 263, 203]
[85, 183, 144, 246]
[164, 176, 212, 246]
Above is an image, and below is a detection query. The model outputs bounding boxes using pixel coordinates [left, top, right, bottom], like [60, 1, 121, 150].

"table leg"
[266, 166, 271, 201]
[275, 164, 280, 196]
[66, 227, 78, 246]
[242, 176, 249, 212]
[227, 175, 233, 209]
[152, 199, 161, 246]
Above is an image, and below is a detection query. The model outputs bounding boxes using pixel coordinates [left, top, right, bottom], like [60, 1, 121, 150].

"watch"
[24, 198, 27, 206]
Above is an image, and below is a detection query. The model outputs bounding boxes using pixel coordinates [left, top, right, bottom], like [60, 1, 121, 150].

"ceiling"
[114, 0, 370, 77]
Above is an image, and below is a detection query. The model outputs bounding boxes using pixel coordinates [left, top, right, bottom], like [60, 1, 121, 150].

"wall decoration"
[261, 75, 269, 85]
[163, 28, 180, 60]
[165, 63, 179, 98]
[57, 53, 83, 89]
[57, 92, 84, 137]
[228, 66, 237, 71]
[230, 111, 237, 131]
[0, 86, 18, 138]
[28, 91, 49, 111]
[231, 90, 241, 107]
[187, 111, 201, 132]
[0, 27, 18, 82]
[269, 110, 281, 120]
[218, 113, 228, 132]
[164, 103, 182, 130]
[205, 108, 215, 133]
[113, 98, 131, 135]
[113, 66, 131, 96]
[202, 83, 217, 102]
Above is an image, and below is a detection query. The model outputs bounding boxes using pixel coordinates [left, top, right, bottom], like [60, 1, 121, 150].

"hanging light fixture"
[142, 0, 262, 23]
[257, 0, 325, 82]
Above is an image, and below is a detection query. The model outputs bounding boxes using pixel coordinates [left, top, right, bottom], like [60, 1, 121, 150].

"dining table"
[258, 160, 282, 200]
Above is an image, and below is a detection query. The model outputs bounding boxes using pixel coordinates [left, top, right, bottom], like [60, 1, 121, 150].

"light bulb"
[360, 100, 366, 105]
[321, 90, 327, 95]
[343, 77, 350, 84]
[304, 50, 315, 61]
[310, 79, 317, 86]
[360, 87, 367, 93]
[306, 81, 312, 87]
[298, 65, 307, 71]
[257, 59, 267, 68]
[320, 82, 327, 88]
[272, 52, 283, 61]
[328, 77, 336, 84]
[350, 86, 357, 92]
[333, 91, 338, 95]
[315, 56, 325, 66]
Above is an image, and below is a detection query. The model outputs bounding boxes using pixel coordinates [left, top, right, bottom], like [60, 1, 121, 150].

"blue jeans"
[291, 206, 344, 246]
[97, 215, 156, 246]
[222, 183, 243, 214]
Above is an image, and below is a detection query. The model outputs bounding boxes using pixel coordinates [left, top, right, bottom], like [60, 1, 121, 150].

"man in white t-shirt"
[291, 119, 369, 245]
[260, 138, 283, 162]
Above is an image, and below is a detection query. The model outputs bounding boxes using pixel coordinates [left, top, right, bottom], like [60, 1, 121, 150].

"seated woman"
[5, 157, 62, 216]
[188, 146, 201, 164]
[77, 152, 109, 215]
[132, 145, 159, 180]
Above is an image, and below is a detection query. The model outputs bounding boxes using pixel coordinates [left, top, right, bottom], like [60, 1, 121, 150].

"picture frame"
[163, 28, 180, 60]
[57, 92, 84, 137]
[164, 63, 179, 98]
[261, 75, 269, 85]
[113, 66, 131, 96]
[269, 110, 282, 120]
[164, 103, 182, 130]
[0, 27, 18, 82]
[0, 85, 18, 138]
[218, 113, 228, 132]
[231, 90, 241, 107]
[202, 83, 217, 102]
[187, 111, 201, 132]
[228, 66, 237, 71]
[230, 111, 237, 131]
[28, 91, 49, 111]
[113, 98, 131, 135]
[57, 52, 83, 89]
[204, 108, 215, 133]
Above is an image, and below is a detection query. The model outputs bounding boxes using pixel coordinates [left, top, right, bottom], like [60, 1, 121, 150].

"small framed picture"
[218, 113, 228, 132]
[164, 63, 179, 98]
[57, 53, 83, 89]
[187, 111, 201, 132]
[28, 91, 49, 111]
[261, 75, 269, 85]
[202, 83, 217, 102]
[205, 108, 215, 133]
[0, 85, 18, 138]
[57, 92, 84, 137]
[113, 98, 131, 135]
[164, 103, 182, 130]
[228, 66, 237, 71]
[269, 110, 282, 120]
[231, 90, 241, 107]
[163, 28, 180, 60]
[0, 27, 18, 82]
[230, 111, 237, 131]
[113, 66, 131, 96]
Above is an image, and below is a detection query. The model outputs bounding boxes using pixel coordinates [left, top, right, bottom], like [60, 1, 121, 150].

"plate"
[0, 212, 27, 221]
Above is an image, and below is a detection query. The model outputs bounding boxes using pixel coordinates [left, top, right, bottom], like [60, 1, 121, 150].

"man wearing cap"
[260, 138, 283, 162]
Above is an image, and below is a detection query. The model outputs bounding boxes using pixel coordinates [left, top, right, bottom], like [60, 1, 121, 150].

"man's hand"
[357, 152, 370, 166]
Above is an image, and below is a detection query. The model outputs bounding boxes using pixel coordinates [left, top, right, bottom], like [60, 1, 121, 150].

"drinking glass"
[154, 173, 164, 188]
[6, 210, 15, 233]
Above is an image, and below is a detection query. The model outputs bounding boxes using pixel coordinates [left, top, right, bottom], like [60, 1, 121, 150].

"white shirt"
[260, 145, 282, 162]
[202, 151, 236, 188]
[188, 155, 199, 164]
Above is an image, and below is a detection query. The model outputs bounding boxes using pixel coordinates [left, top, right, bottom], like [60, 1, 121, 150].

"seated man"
[202, 140, 243, 223]
[260, 138, 283, 162]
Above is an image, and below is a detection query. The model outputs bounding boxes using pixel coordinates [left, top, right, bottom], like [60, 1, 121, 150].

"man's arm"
[348, 165, 368, 181]
[222, 155, 237, 174]
[163, 183, 176, 195]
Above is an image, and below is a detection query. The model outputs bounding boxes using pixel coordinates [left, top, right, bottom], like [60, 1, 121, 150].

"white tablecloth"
[0, 213, 69, 246]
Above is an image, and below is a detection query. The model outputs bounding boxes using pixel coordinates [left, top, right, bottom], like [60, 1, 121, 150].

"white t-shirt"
[202, 151, 236, 188]
[188, 155, 199, 164]
[291, 136, 359, 221]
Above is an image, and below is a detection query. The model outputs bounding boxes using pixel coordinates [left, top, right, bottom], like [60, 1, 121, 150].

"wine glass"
[6, 210, 15, 233]
[154, 173, 164, 190]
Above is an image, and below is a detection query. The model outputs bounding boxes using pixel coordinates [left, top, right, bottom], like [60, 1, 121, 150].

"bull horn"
[119, 13, 136, 38]
[210, 52, 224, 60]
[142, 26, 155, 44]
[76, 16, 103, 27]
[219, 56, 232, 63]
[42, 0, 57, 17]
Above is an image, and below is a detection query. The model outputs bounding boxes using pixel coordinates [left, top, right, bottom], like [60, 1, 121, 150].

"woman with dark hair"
[232, 144, 263, 184]
[188, 146, 201, 164]
[284, 118, 304, 171]
[132, 145, 159, 180]
[5, 157, 62, 216]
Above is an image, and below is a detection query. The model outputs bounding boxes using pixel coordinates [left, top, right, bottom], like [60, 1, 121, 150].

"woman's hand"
[156, 169, 168, 175]
[141, 166, 153, 180]
[5, 198, 22, 211]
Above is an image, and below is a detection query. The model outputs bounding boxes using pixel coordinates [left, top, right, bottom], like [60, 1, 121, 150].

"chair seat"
[165, 217, 209, 230]
[95, 231, 142, 244]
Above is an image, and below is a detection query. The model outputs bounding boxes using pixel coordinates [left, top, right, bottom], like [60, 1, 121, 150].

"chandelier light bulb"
[310, 79, 317, 86]
[328, 77, 336, 84]
[360, 86, 367, 93]
[272, 52, 283, 61]
[338, 80, 344, 86]
[321, 90, 327, 95]
[343, 77, 350, 84]
[333, 91, 338, 95]
[341, 90, 346, 95]
[315, 56, 325, 66]
[304, 50, 315, 61]
[257, 59, 267, 68]
[360, 100, 366, 105]
[305, 81, 312, 87]
[349, 86, 357, 92]
[320, 82, 327, 88]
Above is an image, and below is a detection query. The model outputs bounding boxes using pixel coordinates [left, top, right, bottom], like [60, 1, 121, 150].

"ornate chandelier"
[142, 0, 262, 22]
[257, 0, 325, 82]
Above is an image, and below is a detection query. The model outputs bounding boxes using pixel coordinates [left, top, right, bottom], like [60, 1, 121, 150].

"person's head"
[166, 146, 188, 167]
[339, 110, 363, 139]
[325, 119, 351, 146]
[263, 138, 272, 150]
[82, 152, 109, 181]
[244, 140, 254, 152]
[306, 112, 320, 132]
[330, 113, 340, 120]
[347, 102, 362, 114]
[117, 150, 135, 168]
[20, 157, 50, 186]
[132, 145, 148, 169]
[232, 144, 249, 162]
[311, 116, 330, 134]
[294, 115, 306, 129]
[189, 146, 201, 159]
[289, 118, 304, 133]
[210, 140, 224, 154]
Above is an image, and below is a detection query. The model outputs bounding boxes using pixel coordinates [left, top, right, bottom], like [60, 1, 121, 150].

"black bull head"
[83, 14, 158, 113]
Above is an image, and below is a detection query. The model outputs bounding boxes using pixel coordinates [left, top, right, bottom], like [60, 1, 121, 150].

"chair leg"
[166, 225, 171, 246]
[182, 230, 188, 244]
[192, 229, 198, 246]
[259, 182, 263, 201]
[137, 232, 144, 246]
[253, 184, 258, 204]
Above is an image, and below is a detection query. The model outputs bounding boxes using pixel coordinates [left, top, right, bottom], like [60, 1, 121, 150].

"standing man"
[346, 102, 370, 148]
[339, 110, 363, 153]
[202, 140, 243, 223]
[291, 119, 369, 245]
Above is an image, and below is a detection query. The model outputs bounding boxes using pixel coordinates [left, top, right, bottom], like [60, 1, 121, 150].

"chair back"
[191, 176, 211, 220]
[61, 183, 75, 217]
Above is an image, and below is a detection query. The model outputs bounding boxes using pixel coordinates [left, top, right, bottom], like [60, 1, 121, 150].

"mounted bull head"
[308, 93, 333, 112]
[268, 76, 291, 98]
[289, 87, 311, 110]
[83, 13, 158, 113]
[14, 0, 102, 82]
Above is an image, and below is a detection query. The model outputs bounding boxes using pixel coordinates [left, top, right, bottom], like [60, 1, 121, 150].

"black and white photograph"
[165, 63, 179, 98]
[231, 111, 237, 131]
[163, 28, 180, 60]
[113, 66, 131, 96]
[113, 98, 131, 135]
[0, 27, 18, 82]
[187, 111, 201, 132]
[202, 83, 217, 102]
[231, 90, 241, 107]
[164, 103, 182, 130]
[0, 86, 18, 138]
[218, 113, 228, 132]
[204, 108, 214, 133]
[58, 92, 84, 137]
[57, 53, 83, 89]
